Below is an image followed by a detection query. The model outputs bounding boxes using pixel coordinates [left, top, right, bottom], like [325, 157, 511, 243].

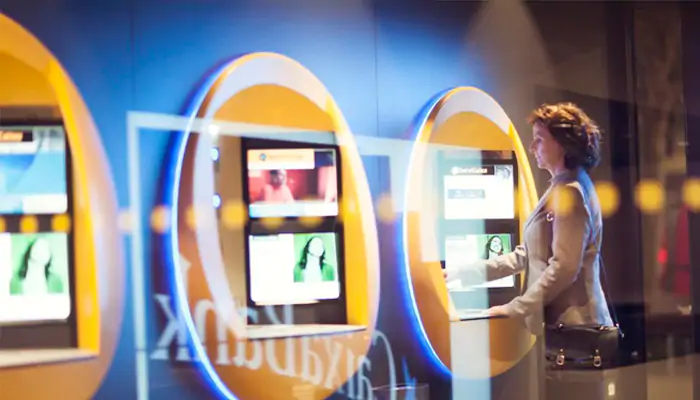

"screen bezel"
[0, 117, 77, 349]
[438, 150, 521, 306]
[239, 138, 347, 325]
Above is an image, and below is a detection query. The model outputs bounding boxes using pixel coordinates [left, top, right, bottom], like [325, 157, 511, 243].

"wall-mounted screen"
[0, 126, 68, 215]
[0, 232, 71, 323]
[444, 233, 515, 289]
[246, 148, 338, 218]
[443, 164, 515, 220]
[248, 232, 341, 305]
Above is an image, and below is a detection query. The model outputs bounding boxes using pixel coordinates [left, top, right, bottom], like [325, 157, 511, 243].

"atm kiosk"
[0, 16, 122, 399]
[0, 107, 78, 355]
[402, 87, 540, 399]
[166, 52, 380, 400]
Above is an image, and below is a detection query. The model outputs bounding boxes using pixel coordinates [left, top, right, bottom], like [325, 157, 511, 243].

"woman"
[483, 235, 504, 260]
[293, 236, 336, 283]
[445, 102, 615, 399]
[10, 237, 64, 295]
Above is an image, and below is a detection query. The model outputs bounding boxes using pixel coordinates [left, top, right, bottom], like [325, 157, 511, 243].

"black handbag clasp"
[556, 349, 565, 366]
[593, 349, 602, 368]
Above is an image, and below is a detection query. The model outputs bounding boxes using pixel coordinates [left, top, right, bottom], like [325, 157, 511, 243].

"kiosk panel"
[444, 233, 515, 289]
[246, 148, 338, 218]
[248, 231, 341, 305]
[443, 164, 515, 220]
[0, 126, 67, 214]
[0, 120, 76, 349]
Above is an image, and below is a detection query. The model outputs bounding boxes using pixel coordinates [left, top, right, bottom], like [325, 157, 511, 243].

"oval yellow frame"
[403, 87, 538, 377]
[0, 13, 123, 399]
[171, 52, 380, 399]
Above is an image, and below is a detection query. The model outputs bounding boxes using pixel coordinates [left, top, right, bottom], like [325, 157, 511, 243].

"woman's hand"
[442, 266, 460, 283]
[485, 304, 510, 317]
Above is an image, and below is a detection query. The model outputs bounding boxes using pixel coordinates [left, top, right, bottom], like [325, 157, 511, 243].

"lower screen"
[445, 233, 515, 289]
[0, 232, 71, 323]
[249, 232, 341, 305]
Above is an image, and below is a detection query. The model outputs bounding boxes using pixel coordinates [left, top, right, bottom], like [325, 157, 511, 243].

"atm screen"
[442, 164, 515, 220]
[444, 233, 515, 289]
[0, 126, 68, 215]
[0, 233, 71, 323]
[246, 148, 338, 218]
[248, 232, 341, 305]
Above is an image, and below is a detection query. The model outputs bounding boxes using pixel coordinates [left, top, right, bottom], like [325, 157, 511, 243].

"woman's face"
[28, 238, 51, 267]
[489, 237, 502, 253]
[530, 122, 565, 174]
[270, 170, 287, 187]
[307, 237, 325, 258]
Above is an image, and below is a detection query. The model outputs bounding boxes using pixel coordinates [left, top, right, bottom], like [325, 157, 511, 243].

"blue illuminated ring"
[399, 87, 456, 380]
[158, 55, 249, 400]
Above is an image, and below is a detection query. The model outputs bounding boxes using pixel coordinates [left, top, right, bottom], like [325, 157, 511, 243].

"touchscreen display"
[0, 233, 71, 322]
[443, 164, 514, 220]
[247, 148, 338, 218]
[445, 233, 515, 289]
[248, 232, 341, 305]
[0, 126, 68, 215]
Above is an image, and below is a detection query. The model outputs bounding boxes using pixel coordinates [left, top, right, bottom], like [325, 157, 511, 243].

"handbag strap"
[598, 254, 624, 338]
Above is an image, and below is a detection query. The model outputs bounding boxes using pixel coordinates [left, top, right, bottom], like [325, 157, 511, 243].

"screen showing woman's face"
[28, 238, 51, 267]
[307, 237, 325, 258]
[489, 237, 502, 253]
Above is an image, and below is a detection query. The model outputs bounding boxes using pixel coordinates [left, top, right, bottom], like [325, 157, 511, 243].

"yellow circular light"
[150, 205, 171, 234]
[376, 193, 395, 224]
[299, 215, 323, 228]
[260, 216, 285, 230]
[595, 181, 620, 218]
[635, 179, 665, 214]
[221, 201, 247, 230]
[682, 178, 700, 212]
[51, 214, 72, 233]
[20, 216, 38, 233]
[547, 186, 575, 217]
[185, 205, 212, 231]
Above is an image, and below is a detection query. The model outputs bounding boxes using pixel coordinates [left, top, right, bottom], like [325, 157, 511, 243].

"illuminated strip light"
[399, 87, 455, 380]
[159, 56, 246, 400]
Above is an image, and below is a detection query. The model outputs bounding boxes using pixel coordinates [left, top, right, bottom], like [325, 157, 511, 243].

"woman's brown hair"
[528, 102, 602, 171]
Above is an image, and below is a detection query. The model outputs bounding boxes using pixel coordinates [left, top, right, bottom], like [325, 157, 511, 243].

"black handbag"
[544, 256, 623, 371]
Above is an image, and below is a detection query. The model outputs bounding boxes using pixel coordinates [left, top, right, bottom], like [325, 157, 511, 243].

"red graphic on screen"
[248, 166, 337, 204]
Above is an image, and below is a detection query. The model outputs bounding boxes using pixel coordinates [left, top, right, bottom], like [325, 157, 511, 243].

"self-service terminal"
[237, 138, 349, 328]
[401, 87, 540, 400]
[0, 108, 77, 351]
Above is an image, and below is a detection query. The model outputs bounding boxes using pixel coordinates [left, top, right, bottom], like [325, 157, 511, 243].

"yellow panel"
[215, 84, 334, 131]
[0, 54, 56, 106]
[432, 112, 514, 150]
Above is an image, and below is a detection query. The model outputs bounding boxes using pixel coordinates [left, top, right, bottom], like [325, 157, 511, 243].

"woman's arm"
[446, 245, 528, 286]
[502, 184, 590, 317]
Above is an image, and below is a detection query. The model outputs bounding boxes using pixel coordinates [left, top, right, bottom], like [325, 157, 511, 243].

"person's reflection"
[10, 237, 64, 295]
[484, 235, 504, 260]
[293, 236, 336, 283]
[257, 169, 294, 203]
